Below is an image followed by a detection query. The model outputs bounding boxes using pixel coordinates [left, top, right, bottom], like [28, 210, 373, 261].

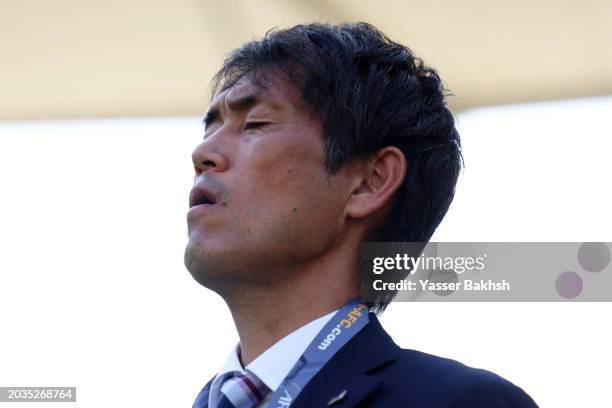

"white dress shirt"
[208, 309, 338, 408]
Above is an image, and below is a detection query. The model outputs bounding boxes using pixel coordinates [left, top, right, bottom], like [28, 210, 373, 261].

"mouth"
[189, 186, 218, 209]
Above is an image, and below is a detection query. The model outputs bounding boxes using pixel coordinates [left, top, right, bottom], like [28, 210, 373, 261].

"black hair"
[211, 22, 463, 313]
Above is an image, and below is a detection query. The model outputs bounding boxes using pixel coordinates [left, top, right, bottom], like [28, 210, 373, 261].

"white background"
[1, 96, 611, 407]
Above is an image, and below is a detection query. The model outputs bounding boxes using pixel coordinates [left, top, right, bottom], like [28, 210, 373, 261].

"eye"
[244, 122, 268, 131]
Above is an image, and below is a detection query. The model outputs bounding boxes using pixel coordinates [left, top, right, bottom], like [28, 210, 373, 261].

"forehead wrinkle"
[204, 77, 291, 130]
[203, 86, 255, 129]
[228, 87, 285, 116]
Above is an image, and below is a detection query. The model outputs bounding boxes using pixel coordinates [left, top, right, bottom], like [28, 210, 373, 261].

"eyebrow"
[202, 91, 263, 129]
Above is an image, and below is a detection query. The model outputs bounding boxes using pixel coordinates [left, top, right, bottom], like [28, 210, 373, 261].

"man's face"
[184, 73, 352, 291]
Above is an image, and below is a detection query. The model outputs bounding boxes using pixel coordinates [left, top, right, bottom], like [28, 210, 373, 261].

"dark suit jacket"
[194, 313, 538, 407]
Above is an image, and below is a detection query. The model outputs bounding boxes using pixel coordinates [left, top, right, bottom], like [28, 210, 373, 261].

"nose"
[191, 139, 229, 177]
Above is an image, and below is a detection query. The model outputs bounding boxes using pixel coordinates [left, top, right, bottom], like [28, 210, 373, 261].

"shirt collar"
[215, 309, 338, 392]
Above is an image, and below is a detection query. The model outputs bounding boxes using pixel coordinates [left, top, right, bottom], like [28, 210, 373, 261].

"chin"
[185, 240, 216, 279]
[184, 238, 245, 290]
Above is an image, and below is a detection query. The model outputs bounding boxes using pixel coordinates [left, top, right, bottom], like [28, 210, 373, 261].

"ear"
[344, 146, 406, 219]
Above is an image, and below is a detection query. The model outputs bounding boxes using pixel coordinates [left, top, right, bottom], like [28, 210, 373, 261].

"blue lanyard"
[267, 299, 370, 408]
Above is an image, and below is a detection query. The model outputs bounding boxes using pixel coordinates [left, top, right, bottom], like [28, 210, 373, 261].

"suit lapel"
[289, 358, 381, 408]
[289, 313, 399, 408]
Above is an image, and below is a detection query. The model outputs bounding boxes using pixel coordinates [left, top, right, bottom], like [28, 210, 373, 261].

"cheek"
[231, 126, 344, 236]
[263, 196, 344, 262]
[236, 130, 328, 203]
[249, 171, 344, 253]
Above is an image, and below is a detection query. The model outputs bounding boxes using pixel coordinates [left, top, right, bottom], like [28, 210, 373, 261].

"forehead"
[212, 73, 305, 113]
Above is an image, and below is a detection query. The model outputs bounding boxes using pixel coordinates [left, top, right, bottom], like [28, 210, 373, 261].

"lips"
[189, 186, 218, 208]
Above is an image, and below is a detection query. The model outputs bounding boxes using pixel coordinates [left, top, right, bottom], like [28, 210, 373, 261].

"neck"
[224, 247, 361, 366]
